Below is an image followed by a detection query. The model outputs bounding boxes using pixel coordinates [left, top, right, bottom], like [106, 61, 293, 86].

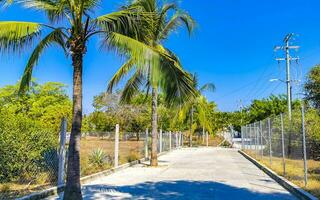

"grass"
[245, 150, 320, 198]
[80, 136, 144, 176]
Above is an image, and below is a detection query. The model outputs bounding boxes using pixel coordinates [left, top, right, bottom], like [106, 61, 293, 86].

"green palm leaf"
[200, 83, 216, 93]
[19, 28, 67, 94]
[160, 12, 195, 40]
[120, 70, 145, 104]
[107, 58, 135, 93]
[0, 21, 42, 53]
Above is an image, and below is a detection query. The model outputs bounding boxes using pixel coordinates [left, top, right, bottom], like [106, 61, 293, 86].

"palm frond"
[160, 11, 195, 40]
[120, 70, 145, 104]
[1, 0, 13, 7]
[107, 58, 135, 93]
[156, 46, 197, 106]
[22, 0, 68, 23]
[0, 21, 42, 54]
[200, 83, 215, 93]
[103, 32, 160, 76]
[95, 7, 149, 37]
[19, 28, 67, 94]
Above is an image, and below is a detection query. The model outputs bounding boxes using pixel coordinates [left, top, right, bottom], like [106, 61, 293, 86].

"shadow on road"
[81, 180, 295, 200]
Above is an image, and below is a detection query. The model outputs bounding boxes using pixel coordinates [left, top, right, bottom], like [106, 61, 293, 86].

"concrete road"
[53, 148, 297, 200]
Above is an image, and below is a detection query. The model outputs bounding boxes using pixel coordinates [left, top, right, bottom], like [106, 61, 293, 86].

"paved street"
[53, 148, 297, 200]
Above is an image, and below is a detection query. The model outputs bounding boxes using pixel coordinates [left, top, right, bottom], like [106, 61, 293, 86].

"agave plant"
[88, 148, 111, 168]
[107, 0, 197, 166]
[0, 0, 170, 198]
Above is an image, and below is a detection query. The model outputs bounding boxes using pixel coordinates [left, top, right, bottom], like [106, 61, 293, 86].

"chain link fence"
[240, 105, 320, 198]
[0, 120, 190, 199]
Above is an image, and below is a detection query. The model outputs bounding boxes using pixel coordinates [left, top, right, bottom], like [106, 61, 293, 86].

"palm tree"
[0, 0, 165, 199]
[184, 74, 215, 146]
[107, 0, 196, 166]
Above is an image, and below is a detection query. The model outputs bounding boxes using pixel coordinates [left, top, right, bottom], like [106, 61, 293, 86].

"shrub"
[0, 184, 10, 194]
[0, 113, 58, 183]
[126, 151, 141, 163]
[88, 148, 112, 168]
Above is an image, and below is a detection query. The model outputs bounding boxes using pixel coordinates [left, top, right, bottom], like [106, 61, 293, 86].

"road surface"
[52, 148, 297, 200]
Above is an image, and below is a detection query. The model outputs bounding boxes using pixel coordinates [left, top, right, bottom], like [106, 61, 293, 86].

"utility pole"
[274, 33, 299, 120]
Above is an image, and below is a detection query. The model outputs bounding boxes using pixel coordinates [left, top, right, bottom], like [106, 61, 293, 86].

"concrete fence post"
[114, 124, 119, 168]
[268, 118, 272, 166]
[169, 131, 172, 150]
[301, 103, 308, 186]
[255, 123, 259, 157]
[202, 127, 205, 144]
[145, 128, 148, 159]
[175, 132, 178, 148]
[206, 131, 209, 147]
[260, 121, 263, 159]
[280, 114, 286, 176]
[58, 117, 67, 187]
[159, 129, 163, 153]
[178, 131, 183, 147]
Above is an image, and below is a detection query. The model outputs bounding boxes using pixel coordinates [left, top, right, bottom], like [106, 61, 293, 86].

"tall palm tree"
[107, 0, 196, 166]
[184, 74, 215, 146]
[0, 0, 164, 199]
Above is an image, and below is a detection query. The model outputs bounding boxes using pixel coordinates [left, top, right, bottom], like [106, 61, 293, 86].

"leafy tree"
[0, 0, 170, 197]
[89, 92, 150, 136]
[107, 0, 196, 166]
[0, 81, 71, 183]
[305, 65, 320, 111]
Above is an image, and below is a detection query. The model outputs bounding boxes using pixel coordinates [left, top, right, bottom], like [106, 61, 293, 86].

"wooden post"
[145, 128, 148, 159]
[58, 118, 67, 187]
[114, 124, 119, 167]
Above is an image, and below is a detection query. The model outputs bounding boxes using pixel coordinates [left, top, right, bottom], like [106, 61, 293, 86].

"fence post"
[180, 132, 182, 147]
[268, 118, 272, 166]
[114, 124, 119, 168]
[259, 121, 263, 159]
[301, 103, 308, 186]
[145, 128, 148, 159]
[175, 132, 178, 148]
[58, 117, 67, 187]
[280, 113, 286, 176]
[206, 131, 209, 147]
[202, 127, 205, 144]
[169, 131, 172, 150]
[255, 122, 258, 157]
[159, 129, 163, 153]
[246, 125, 248, 150]
[249, 124, 252, 150]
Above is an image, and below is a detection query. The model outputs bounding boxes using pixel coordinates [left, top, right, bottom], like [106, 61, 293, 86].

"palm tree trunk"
[64, 49, 83, 200]
[150, 86, 158, 166]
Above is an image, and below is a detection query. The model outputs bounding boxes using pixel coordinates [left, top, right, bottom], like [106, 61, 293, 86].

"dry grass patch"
[245, 151, 320, 198]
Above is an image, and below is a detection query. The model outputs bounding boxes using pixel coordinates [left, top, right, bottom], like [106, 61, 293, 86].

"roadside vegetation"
[0, 0, 319, 199]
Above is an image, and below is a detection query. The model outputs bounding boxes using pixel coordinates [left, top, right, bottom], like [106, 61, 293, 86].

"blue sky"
[1, 0, 320, 113]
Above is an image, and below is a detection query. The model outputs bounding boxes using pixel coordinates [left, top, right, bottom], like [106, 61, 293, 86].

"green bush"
[88, 148, 112, 168]
[0, 113, 58, 183]
[126, 151, 141, 163]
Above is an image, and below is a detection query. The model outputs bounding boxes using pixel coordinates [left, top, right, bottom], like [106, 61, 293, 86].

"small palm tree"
[0, 0, 164, 199]
[183, 74, 215, 146]
[107, 0, 196, 166]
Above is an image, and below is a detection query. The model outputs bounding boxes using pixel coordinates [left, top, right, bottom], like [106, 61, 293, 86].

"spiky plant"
[0, 0, 167, 199]
[107, 0, 197, 166]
